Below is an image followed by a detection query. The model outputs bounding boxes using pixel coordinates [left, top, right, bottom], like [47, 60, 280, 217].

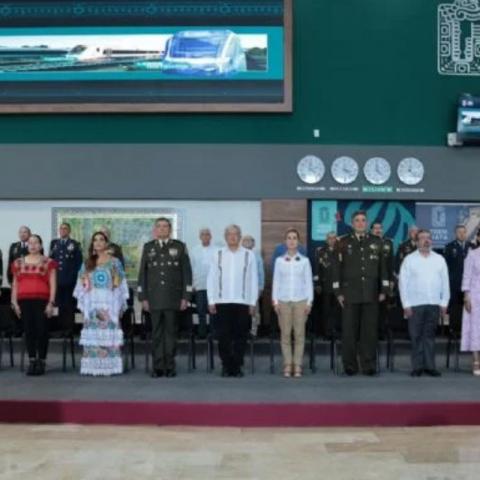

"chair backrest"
[0, 305, 15, 332]
[0, 287, 12, 306]
[386, 304, 409, 337]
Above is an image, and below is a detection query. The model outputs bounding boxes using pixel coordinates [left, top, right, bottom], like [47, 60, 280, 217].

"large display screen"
[0, 0, 292, 113]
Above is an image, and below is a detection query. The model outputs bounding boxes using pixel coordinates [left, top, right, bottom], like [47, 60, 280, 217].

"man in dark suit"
[371, 222, 395, 337]
[49, 222, 83, 332]
[0, 247, 3, 288]
[395, 225, 419, 275]
[314, 231, 339, 337]
[444, 225, 470, 333]
[7, 225, 31, 284]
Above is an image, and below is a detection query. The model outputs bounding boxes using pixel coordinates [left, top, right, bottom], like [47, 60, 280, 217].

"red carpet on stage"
[2, 400, 480, 427]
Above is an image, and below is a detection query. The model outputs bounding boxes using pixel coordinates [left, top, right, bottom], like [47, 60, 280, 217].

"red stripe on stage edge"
[1, 401, 480, 427]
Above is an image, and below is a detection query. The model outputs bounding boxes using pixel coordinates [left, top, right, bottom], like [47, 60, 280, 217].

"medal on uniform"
[169, 248, 178, 257]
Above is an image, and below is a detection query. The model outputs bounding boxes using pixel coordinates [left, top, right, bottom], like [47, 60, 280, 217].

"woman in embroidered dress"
[74, 231, 128, 376]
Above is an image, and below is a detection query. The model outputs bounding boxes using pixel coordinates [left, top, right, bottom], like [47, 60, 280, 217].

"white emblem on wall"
[438, 0, 480, 76]
[432, 206, 447, 228]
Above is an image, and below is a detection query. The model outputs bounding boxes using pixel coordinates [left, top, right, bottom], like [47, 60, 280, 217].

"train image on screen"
[161, 30, 247, 76]
[65, 44, 162, 62]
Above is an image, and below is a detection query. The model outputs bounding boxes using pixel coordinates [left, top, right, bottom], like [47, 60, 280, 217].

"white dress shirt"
[272, 252, 314, 305]
[399, 249, 450, 308]
[190, 243, 216, 291]
[207, 246, 258, 306]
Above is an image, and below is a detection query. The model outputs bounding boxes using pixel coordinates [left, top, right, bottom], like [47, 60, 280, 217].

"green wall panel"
[0, 0, 477, 145]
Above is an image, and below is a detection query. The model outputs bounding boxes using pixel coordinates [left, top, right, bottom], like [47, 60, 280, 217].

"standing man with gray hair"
[190, 228, 216, 338]
[399, 229, 450, 377]
[138, 217, 193, 378]
[207, 225, 258, 377]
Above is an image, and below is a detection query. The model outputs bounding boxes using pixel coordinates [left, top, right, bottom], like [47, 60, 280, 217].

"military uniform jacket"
[137, 239, 193, 311]
[49, 238, 83, 287]
[0, 248, 3, 285]
[395, 240, 417, 274]
[332, 233, 389, 304]
[314, 246, 336, 294]
[444, 240, 470, 294]
[7, 241, 29, 284]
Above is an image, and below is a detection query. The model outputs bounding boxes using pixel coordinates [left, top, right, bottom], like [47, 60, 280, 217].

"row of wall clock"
[297, 155, 425, 186]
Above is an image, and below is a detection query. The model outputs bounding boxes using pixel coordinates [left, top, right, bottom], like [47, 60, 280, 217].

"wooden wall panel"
[260, 200, 308, 327]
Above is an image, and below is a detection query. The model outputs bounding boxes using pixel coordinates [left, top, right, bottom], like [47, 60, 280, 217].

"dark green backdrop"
[0, 0, 476, 145]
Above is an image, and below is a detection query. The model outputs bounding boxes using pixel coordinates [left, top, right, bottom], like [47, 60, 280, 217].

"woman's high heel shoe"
[283, 365, 292, 378]
[473, 361, 480, 376]
[293, 366, 303, 378]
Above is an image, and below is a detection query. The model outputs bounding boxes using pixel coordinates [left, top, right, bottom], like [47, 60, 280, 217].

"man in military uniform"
[395, 225, 419, 274]
[138, 217, 192, 378]
[332, 211, 389, 376]
[314, 231, 339, 337]
[444, 225, 470, 333]
[49, 223, 83, 332]
[7, 225, 31, 284]
[371, 222, 395, 336]
[100, 226, 125, 267]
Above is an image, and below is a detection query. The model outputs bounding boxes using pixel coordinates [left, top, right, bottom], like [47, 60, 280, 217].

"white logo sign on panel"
[438, 0, 480, 75]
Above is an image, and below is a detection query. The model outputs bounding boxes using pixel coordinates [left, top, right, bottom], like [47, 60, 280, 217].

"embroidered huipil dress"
[74, 258, 129, 376]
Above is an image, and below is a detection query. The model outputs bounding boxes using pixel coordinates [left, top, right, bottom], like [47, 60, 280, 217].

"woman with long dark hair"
[74, 231, 128, 376]
[11, 234, 57, 376]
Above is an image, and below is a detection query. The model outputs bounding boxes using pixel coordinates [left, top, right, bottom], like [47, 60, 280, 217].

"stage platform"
[1, 340, 480, 427]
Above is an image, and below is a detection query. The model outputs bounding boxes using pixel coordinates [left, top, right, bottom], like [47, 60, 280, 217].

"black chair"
[385, 303, 410, 372]
[189, 303, 215, 373]
[120, 288, 136, 371]
[445, 302, 462, 371]
[0, 288, 15, 369]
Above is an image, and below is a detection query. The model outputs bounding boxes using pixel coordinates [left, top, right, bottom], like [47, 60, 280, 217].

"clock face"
[363, 157, 391, 185]
[296, 155, 325, 184]
[331, 156, 359, 185]
[397, 157, 425, 185]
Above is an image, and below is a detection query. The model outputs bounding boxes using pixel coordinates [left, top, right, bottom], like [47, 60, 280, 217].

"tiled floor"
[0, 425, 479, 480]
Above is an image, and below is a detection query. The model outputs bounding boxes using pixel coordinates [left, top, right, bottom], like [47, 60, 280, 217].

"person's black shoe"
[26, 360, 36, 376]
[364, 369, 377, 376]
[165, 370, 177, 378]
[410, 369, 423, 377]
[151, 369, 164, 378]
[234, 369, 244, 378]
[424, 369, 441, 377]
[344, 367, 358, 376]
[221, 367, 230, 377]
